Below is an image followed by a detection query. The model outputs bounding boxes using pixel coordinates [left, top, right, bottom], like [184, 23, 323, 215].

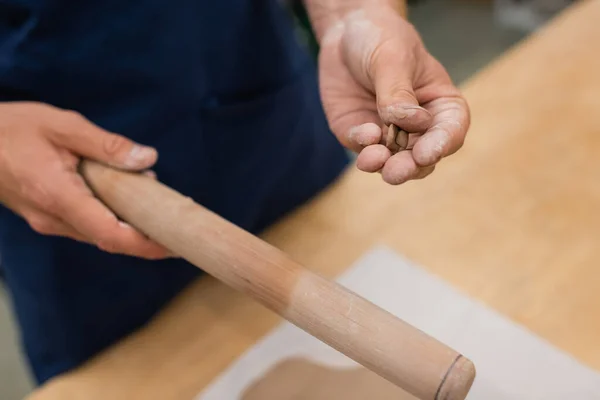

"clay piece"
[386, 124, 409, 152]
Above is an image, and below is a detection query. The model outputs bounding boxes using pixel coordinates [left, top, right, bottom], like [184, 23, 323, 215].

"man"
[0, 0, 470, 386]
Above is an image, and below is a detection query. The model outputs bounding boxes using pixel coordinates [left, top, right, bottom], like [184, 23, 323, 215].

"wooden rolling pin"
[80, 160, 476, 400]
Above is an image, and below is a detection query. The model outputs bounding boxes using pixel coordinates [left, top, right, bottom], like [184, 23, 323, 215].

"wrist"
[305, 0, 407, 42]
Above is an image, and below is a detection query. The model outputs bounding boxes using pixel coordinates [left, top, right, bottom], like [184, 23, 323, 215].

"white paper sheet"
[197, 246, 600, 400]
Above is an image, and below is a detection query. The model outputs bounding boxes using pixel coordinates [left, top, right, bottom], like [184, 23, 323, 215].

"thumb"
[49, 110, 157, 170]
[371, 42, 433, 133]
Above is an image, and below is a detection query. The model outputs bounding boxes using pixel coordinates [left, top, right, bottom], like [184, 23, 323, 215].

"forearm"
[304, 0, 407, 41]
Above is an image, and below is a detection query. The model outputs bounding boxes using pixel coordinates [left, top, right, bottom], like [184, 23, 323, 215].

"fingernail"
[349, 126, 369, 146]
[125, 145, 157, 168]
[97, 241, 115, 253]
[349, 126, 360, 142]
[385, 105, 426, 119]
[118, 221, 132, 229]
[143, 170, 157, 179]
[349, 123, 381, 146]
[416, 129, 449, 166]
[403, 108, 420, 118]
[430, 129, 450, 155]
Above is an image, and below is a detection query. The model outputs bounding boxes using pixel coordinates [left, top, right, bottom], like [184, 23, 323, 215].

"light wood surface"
[79, 160, 475, 400]
[29, 1, 600, 398]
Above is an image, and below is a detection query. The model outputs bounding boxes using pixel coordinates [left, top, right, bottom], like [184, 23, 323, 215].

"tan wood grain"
[28, 0, 600, 398]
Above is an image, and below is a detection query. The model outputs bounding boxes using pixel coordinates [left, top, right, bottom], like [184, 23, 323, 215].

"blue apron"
[0, 0, 349, 384]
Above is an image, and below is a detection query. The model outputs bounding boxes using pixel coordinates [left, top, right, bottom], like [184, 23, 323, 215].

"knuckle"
[97, 239, 118, 254]
[27, 215, 54, 235]
[62, 109, 85, 122]
[377, 87, 415, 108]
[455, 133, 466, 149]
[95, 230, 125, 254]
[16, 101, 54, 114]
[142, 250, 165, 260]
[36, 102, 59, 113]
[102, 133, 129, 156]
[51, 109, 88, 138]
[368, 38, 394, 80]
[21, 181, 60, 213]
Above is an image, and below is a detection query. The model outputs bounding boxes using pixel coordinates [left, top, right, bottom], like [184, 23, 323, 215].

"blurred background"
[0, 0, 574, 399]
[289, 0, 574, 84]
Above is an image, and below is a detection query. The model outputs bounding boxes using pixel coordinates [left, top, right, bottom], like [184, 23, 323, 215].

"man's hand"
[0, 102, 170, 259]
[307, 0, 470, 184]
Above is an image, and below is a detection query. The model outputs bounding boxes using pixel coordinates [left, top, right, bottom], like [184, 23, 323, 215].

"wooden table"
[29, 1, 600, 398]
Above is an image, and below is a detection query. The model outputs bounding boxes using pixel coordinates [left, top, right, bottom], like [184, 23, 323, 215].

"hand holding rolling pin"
[0, 102, 169, 259]
[308, 0, 471, 184]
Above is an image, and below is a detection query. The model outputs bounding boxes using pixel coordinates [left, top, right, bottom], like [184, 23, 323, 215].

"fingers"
[356, 144, 391, 172]
[415, 164, 435, 180]
[348, 122, 384, 152]
[357, 146, 434, 185]
[351, 84, 468, 185]
[371, 42, 434, 133]
[25, 211, 88, 242]
[48, 109, 158, 171]
[25, 172, 171, 259]
[1, 103, 168, 258]
[368, 51, 468, 181]
[142, 170, 157, 179]
[379, 151, 435, 185]
[412, 96, 470, 167]
[379, 103, 433, 134]
[50, 177, 171, 260]
[380, 150, 419, 185]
